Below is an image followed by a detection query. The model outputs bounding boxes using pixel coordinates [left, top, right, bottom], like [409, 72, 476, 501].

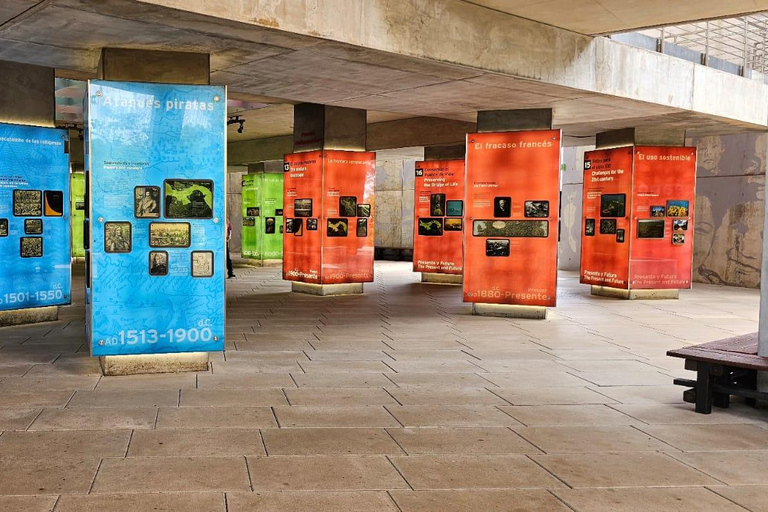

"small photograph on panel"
[294, 218, 304, 236]
[673, 219, 689, 231]
[0, 219, 7, 237]
[275, 209, 284, 216]
[444, 218, 463, 232]
[24, 218, 43, 235]
[446, 200, 463, 217]
[339, 196, 357, 217]
[599, 218, 617, 235]
[191, 251, 214, 277]
[149, 251, 168, 276]
[327, 218, 349, 237]
[524, 200, 549, 218]
[672, 233, 685, 245]
[134, 186, 161, 218]
[493, 196, 511, 218]
[148, 222, 190, 248]
[356, 218, 368, 237]
[637, 219, 665, 239]
[430, 194, 446, 216]
[650, 205, 666, 217]
[164, 179, 214, 219]
[104, 222, 132, 253]
[294, 199, 313, 218]
[486, 239, 510, 257]
[418, 218, 444, 236]
[246, 207, 260, 216]
[13, 190, 42, 217]
[600, 194, 626, 218]
[306, 218, 318, 231]
[357, 204, 371, 218]
[20, 237, 43, 258]
[279, 225, 284, 234]
[473, 219, 547, 238]
[265, 217, 276, 234]
[75, 201, 85, 211]
[242, 217, 255, 227]
[667, 200, 690, 217]
[585, 218, 596, 236]
[285, 219, 295, 234]
[44, 191, 64, 216]
[616, 228, 625, 243]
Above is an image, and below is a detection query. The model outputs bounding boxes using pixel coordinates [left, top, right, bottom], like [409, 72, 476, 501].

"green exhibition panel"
[241, 172, 284, 264]
[70, 172, 85, 258]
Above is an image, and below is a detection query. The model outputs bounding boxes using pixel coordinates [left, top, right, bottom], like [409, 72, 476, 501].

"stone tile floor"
[0, 260, 766, 511]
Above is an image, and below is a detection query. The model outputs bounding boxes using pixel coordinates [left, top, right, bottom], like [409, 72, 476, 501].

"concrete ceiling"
[464, 0, 768, 35]
[1, 0, 766, 151]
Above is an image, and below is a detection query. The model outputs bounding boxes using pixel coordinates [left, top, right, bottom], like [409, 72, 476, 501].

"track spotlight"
[228, 116, 245, 134]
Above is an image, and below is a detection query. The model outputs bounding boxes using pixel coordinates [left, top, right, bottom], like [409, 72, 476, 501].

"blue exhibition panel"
[87, 81, 226, 356]
[0, 123, 71, 311]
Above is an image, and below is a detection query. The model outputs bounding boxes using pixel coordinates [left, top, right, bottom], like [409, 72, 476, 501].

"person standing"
[227, 219, 235, 279]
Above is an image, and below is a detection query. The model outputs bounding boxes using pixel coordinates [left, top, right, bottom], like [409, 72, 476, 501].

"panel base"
[471, 303, 548, 319]
[99, 352, 210, 376]
[421, 273, 463, 285]
[591, 286, 679, 300]
[0, 306, 58, 327]
[291, 282, 364, 296]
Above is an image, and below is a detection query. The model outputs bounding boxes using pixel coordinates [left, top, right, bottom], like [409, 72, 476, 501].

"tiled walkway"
[0, 260, 767, 511]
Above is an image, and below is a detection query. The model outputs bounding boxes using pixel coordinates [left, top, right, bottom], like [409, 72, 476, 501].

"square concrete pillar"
[469, 109, 553, 320]
[591, 127, 689, 302]
[293, 103, 366, 152]
[0, 60, 60, 328]
[96, 48, 212, 376]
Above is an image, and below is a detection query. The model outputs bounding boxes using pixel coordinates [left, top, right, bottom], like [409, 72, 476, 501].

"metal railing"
[611, 13, 768, 80]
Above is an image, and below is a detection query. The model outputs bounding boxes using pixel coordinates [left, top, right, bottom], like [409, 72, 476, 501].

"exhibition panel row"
[412, 134, 696, 309]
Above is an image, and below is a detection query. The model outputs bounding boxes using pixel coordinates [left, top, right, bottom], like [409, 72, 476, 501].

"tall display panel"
[241, 172, 284, 265]
[0, 123, 71, 311]
[71, 172, 85, 258]
[413, 159, 465, 276]
[464, 130, 561, 307]
[283, 150, 375, 285]
[86, 81, 226, 356]
[580, 146, 696, 291]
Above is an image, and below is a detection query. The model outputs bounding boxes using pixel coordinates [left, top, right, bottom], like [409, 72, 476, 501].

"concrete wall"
[559, 146, 591, 271]
[227, 167, 246, 253]
[690, 133, 766, 288]
[374, 148, 422, 250]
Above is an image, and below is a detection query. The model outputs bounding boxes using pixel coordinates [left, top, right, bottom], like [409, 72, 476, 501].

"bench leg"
[695, 363, 714, 414]
[713, 372, 731, 409]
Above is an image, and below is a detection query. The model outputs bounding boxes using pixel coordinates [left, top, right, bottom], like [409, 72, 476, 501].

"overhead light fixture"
[227, 115, 245, 134]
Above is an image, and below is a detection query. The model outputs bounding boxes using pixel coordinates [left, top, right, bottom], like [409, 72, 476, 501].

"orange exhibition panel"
[630, 146, 696, 289]
[580, 147, 633, 288]
[464, 130, 561, 306]
[283, 150, 375, 285]
[283, 151, 323, 283]
[322, 150, 376, 284]
[579, 145, 696, 290]
[413, 159, 465, 275]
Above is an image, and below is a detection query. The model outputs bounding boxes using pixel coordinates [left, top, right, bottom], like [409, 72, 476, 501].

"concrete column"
[757, 178, 768, 398]
[591, 127, 688, 300]
[290, 103, 367, 296]
[0, 60, 59, 327]
[241, 161, 283, 268]
[97, 48, 210, 376]
[471, 109, 554, 319]
[421, 144, 465, 285]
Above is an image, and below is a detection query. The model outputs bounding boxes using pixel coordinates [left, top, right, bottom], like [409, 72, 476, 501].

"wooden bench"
[667, 332, 768, 414]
